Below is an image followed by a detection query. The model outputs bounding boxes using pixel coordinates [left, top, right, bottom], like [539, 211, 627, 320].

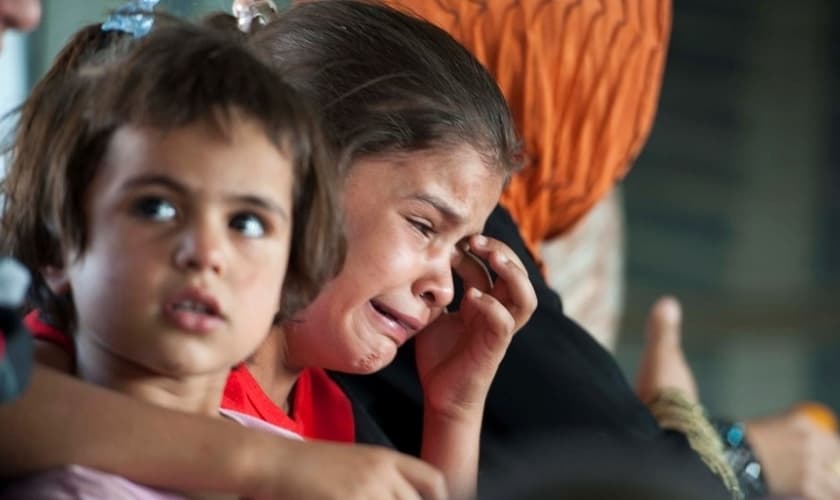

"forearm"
[0, 365, 287, 496]
[420, 405, 483, 500]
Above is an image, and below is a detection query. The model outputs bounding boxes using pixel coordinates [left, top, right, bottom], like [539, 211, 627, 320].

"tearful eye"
[408, 217, 435, 238]
[230, 213, 266, 238]
[133, 197, 177, 221]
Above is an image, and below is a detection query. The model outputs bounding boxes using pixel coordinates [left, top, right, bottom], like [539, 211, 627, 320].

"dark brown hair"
[249, 0, 521, 176]
[1, 19, 344, 330]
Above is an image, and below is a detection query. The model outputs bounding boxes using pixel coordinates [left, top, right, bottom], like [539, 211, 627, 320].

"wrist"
[423, 393, 486, 425]
[228, 425, 295, 497]
[421, 403, 482, 500]
[714, 418, 768, 499]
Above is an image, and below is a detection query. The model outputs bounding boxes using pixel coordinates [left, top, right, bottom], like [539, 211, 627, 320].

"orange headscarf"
[384, 0, 672, 263]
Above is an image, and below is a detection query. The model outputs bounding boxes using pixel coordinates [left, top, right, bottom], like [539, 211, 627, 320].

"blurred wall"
[0, 33, 27, 175]
[28, 0, 263, 80]
[618, 0, 839, 419]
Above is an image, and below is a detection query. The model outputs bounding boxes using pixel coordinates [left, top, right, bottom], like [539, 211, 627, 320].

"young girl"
[0, 2, 536, 499]
[240, 4, 536, 497]
[0, 18, 342, 497]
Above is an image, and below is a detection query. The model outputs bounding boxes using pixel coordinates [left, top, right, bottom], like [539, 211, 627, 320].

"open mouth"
[164, 292, 224, 334]
[370, 300, 421, 334]
[171, 299, 219, 317]
[372, 301, 400, 323]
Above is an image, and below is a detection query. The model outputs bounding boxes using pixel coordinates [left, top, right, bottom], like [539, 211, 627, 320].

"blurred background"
[0, 0, 837, 420]
[618, 0, 839, 420]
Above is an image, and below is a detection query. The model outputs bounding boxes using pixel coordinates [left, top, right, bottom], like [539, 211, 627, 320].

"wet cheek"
[388, 240, 428, 279]
[348, 234, 419, 282]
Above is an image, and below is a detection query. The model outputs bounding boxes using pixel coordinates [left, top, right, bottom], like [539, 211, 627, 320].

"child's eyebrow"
[228, 194, 289, 221]
[122, 174, 186, 195]
[122, 174, 289, 220]
[407, 192, 466, 226]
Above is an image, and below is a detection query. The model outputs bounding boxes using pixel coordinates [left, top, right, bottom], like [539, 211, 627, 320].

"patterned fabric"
[385, 0, 671, 264]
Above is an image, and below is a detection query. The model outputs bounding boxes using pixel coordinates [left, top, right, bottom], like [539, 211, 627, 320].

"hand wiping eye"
[452, 239, 493, 293]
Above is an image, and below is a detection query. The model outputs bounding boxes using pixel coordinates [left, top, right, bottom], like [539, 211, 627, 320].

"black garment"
[0, 258, 32, 404]
[332, 204, 726, 496]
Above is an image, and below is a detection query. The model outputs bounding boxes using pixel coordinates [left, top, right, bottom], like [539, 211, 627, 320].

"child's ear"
[42, 265, 70, 295]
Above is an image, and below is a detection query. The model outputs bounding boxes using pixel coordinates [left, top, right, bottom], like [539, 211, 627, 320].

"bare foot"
[634, 296, 699, 404]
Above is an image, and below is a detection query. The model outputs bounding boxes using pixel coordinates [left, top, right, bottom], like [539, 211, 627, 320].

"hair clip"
[101, 0, 161, 38]
[232, 0, 278, 33]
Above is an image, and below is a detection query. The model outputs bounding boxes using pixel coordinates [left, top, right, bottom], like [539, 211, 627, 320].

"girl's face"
[53, 116, 293, 384]
[286, 146, 505, 373]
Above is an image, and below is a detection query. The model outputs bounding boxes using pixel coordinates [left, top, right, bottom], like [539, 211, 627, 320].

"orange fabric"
[385, 0, 672, 263]
[795, 402, 839, 433]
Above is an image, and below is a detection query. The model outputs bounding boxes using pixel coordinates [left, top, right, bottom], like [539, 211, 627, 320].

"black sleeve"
[331, 204, 726, 495]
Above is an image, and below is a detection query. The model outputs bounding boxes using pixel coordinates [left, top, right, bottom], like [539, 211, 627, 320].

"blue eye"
[230, 213, 266, 238]
[133, 197, 177, 221]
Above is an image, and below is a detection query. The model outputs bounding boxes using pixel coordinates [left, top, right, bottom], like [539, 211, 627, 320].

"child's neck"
[245, 325, 301, 414]
[75, 334, 228, 417]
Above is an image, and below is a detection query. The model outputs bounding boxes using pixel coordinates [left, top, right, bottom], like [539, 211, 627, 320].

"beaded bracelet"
[648, 389, 743, 500]
[712, 419, 769, 499]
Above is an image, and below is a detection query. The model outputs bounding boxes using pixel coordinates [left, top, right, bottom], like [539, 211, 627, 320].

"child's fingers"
[391, 476, 424, 500]
[396, 455, 448, 500]
[462, 287, 516, 351]
[452, 244, 493, 293]
[463, 235, 535, 331]
[466, 235, 528, 276]
[485, 250, 536, 331]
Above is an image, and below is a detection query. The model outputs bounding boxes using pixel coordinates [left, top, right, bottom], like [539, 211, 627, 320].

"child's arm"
[0, 365, 448, 499]
[415, 234, 537, 499]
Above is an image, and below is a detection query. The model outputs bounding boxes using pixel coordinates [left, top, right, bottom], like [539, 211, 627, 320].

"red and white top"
[25, 311, 355, 442]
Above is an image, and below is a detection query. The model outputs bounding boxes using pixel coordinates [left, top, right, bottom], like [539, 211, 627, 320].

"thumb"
[635, 296, 699, 404]
[646, 295, 683, 347]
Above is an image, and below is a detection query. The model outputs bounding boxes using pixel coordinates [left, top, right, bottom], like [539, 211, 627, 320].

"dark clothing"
[332, 204, 727, 496]
[0, 308, 32, 404]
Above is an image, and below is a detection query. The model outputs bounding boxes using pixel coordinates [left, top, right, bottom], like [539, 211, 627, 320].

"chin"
[349, 343, 398, 374]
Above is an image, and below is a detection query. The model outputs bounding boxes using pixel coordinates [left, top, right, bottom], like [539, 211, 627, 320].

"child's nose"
[173, 221, 226, 275]
[413, 258, 455, 309]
